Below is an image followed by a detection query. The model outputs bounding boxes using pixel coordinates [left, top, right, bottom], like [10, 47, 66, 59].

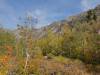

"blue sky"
[0, 0, 100, 29]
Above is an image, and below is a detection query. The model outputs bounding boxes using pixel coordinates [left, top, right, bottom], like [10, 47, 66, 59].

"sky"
[0, 0, 100, 29]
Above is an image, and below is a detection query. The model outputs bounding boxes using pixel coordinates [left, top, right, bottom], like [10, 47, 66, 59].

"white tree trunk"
[25, 50, 30, 69]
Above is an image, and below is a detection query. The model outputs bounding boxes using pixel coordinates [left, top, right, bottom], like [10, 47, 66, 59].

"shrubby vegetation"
[0, 6, 100, 75]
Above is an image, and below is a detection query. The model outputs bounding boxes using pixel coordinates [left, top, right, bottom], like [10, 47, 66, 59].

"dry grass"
[0, 56, 99, 75]
[26, 56, 95, 75]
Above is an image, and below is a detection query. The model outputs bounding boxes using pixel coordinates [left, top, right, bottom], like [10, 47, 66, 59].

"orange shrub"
[5, 45, 13, 51]
[1, 55, 9, 65]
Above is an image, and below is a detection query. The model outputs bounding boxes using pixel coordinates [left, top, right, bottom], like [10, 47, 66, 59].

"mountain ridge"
[32, 4, 100, 39]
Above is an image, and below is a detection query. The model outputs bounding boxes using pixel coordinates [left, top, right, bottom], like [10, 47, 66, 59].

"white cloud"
[81, 0, 100, 11]
[26, 9, 65, 28]
[81, 0, 92, 11]
[25, 9, 49, 27]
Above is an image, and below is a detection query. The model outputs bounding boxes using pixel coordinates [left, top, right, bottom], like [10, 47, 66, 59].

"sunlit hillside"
[0, 1, 100, 75]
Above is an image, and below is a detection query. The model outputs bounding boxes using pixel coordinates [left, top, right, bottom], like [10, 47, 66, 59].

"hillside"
[27, 5, 100, 39]
[0, 5, 100, 75]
